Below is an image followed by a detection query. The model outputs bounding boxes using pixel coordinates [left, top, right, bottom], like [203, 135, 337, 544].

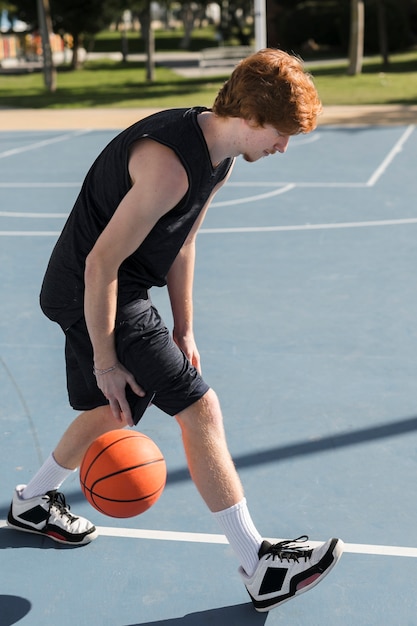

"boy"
[8, 48, 343, 612]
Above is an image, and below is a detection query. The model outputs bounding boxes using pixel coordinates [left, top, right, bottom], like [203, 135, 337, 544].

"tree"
[376, 0, 389, 69]
[347, 0, 364, 75]
[178, 1, 206, 49]
[138, 0, 154, 81]
[37, 0, 56, 91]
[218, 0, 253, 45]
[16, 0, 121, 69]
[51, 0, 121, 69]
[123, 0, 155, 81]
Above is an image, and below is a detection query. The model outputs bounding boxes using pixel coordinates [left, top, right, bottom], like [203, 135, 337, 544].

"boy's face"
[241, 121, 291, 163]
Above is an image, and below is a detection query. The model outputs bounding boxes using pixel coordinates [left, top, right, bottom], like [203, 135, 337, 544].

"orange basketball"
[80, 430, 166, 518]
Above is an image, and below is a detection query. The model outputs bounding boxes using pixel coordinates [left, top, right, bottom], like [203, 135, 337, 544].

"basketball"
[79, 430, 166, 518]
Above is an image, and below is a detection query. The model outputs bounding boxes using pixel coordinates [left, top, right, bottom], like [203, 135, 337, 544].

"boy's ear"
[242, 117, 260, 130]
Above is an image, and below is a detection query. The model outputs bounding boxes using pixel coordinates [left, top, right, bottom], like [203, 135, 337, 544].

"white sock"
[212, 498, 263, 577]
[21, 453, 75, 500]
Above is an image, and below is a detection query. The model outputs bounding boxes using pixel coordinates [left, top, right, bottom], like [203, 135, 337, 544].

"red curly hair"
[212, 48, 322, 135]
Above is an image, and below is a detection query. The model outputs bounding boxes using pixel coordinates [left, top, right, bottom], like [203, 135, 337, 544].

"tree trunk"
[37, 0, 57, 92]
[347, 0, 365, 76]
[377, 0, 389, 69]
[70, 33, 83, 70]
[139, 1, 155, 82]
[121, 10, 129, 63]
[179, 3, 195, 49]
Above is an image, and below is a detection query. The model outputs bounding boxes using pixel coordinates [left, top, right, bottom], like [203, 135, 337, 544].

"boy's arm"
[167, 235, 200, 371]
[166, 166, 234, 371]
[84, 139, 188, 424]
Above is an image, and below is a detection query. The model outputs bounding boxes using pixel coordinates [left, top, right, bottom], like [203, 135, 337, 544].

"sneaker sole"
[7, 513, 98, 546]
[249, 538, 344, 612]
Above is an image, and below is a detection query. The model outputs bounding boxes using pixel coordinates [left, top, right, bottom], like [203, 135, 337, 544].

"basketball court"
[1, 113, 417, 625]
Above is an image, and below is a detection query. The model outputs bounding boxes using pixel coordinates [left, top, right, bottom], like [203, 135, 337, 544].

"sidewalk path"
[0, 104, 416, 130]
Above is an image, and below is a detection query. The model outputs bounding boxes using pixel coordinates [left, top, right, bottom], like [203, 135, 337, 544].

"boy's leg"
[176, 388, 264, 577]
[176, 388, 344, 612]
[176, 388, 244, 512]
[7, 406, 125, 545]
[53, 405, 127, 469]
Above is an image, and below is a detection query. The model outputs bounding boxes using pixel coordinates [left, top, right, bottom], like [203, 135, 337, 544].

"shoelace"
[266, 535, 313, 563]
[46, 490, 78, 524]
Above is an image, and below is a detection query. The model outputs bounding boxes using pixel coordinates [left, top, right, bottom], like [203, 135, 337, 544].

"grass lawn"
[0, 61, 225, 109]
[310, 53, 417, 105]
[1, 35, 417, 109]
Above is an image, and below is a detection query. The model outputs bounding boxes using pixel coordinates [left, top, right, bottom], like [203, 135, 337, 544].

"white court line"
[0, 231, 61, 236]
[366, 124, 415, 187]
[0, 182, 80, 188]
[0, 211, 69, 219]
[0, 124, 412, 183]
[0, 519, 416, 557]
[96, 525, 229, 544]
[199, 217, 417, 234]
[96, 529, 417, 558]
[0, 181, 365, 189]
[226, 181, 367, 188]
[3, 217, 417, 237]
[0, 211, 68, 218]
[289, 133, 321, 147]
[0, 129, 91, 160]
[212, 183, 295, 207]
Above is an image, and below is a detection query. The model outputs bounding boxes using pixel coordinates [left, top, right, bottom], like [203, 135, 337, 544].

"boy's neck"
[197, 111, 242, 167]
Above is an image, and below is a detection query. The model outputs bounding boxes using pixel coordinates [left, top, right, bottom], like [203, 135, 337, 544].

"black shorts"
[64, 296, 209, 421]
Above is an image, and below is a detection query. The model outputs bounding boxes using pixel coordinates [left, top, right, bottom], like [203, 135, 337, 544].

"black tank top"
[40, 107, 234, 329]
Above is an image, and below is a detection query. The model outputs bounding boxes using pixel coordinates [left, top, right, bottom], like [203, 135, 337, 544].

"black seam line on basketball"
[80, 480, 165, 500]
[90, 501, 109, 516]
[90, 484, 164, 504]
[82, 436, 135, 483]
[86, 458, 165, 487]
[82, 434, 154, 484]
[80, 458, 165, 493]
[89, 487, 164, 516]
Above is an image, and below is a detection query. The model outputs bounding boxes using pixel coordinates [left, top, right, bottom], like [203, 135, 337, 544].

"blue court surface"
[1, 120, 417, 625]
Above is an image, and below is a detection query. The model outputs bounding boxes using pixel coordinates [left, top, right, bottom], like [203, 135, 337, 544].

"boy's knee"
[83, 405, 129, 434]
[176, 388, 223, 431]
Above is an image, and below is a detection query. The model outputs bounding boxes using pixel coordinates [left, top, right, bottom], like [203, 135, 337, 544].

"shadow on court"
[0, 526, 87, 550]
[0, 595, 32, 626]
[1, 413, 417, 520]
[124, 603, 267, 626]
[165, 413, 417, 484]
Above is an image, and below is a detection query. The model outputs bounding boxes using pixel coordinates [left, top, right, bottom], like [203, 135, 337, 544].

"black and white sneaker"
[7, 484, 98, 545]
[240, 535, 344, 612]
